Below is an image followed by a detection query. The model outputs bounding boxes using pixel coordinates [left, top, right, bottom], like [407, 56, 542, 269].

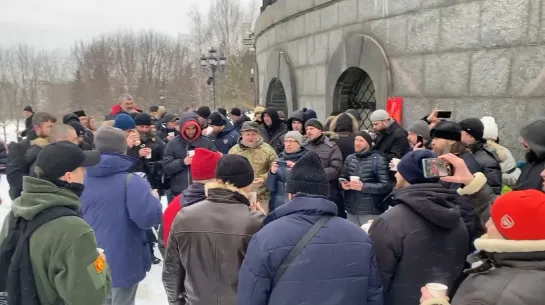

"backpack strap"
[22, 206, 80, 238]
[273, 215, 332, 287]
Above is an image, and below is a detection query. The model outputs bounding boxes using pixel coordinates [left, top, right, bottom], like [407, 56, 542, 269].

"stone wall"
[254, 0, 545, 158]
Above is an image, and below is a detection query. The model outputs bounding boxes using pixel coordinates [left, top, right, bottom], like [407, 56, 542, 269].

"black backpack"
[0, 206, 80, 305]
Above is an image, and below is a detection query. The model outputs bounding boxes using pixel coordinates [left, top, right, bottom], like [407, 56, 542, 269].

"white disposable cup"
[391, 158, 401, 171]
[426, 283, 448, 298]
[361, 223, 371, 232]
[168, 132, 174, 137]
[350, 176, 359, 182]
[146, 151, 152, 159]
[97, 248, 104, 255]
[187, 150, 195, 157]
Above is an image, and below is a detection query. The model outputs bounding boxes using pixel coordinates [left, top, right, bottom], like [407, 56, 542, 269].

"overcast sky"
[0, 0, 257, 50]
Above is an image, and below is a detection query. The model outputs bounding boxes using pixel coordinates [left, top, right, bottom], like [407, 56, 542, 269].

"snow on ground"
[0, 176, 170, 305]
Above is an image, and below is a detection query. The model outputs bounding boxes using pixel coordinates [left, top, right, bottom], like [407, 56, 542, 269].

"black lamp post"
[200, 47, 227, 109]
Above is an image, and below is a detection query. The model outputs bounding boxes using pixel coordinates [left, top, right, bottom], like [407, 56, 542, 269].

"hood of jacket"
[279, 147, 307, 161]
[179, 112, 202, 142]
[31, 137, 49, 148]
[262, 107, 283, 130]
[181, 183, 207, 207]
[86, 153, 136, 178]
[263, 193, 338, 226]
[392, 183, 462, 229]
[521, 119, 545, 157]
[63, 113, 80, 124]
[473, 235, 545, 270]
[286, 108, 307, 130]
[330, 113, 358, 133]
[12, 176, 80, 220]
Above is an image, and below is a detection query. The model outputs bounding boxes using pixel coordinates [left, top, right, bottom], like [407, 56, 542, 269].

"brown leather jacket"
[162, 182, 265, 305]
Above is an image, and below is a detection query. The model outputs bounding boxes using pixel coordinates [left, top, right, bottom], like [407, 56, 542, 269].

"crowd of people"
[1, 92, 545, 305]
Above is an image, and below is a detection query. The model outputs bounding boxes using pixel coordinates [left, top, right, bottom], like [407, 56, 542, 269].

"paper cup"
[146, 151, 152, 159]
[350, 176, 360, 182]
[97, 248, 104, 255]
[390, 158, 401, 172]
[426, 283, 448, 298]
[361, 223, 371, 232]
[168, 132, 174, 137]
[188, 150, 195, 157]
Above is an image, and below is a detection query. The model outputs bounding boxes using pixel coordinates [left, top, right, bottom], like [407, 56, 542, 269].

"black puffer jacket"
[162, 112, 216, 195]
[368, 184, 469, 305]
[258, 108, 288, 154]
[330, 113, 358, 162]
[451, 237, 545, 305]
[341, 150, 391, 215]
[374, 120, 410, 161]
[515, 153, 545, 191]
[469, 141, 502, 194]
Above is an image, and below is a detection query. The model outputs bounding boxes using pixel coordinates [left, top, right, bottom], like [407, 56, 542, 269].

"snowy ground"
[0, 176, 170, 305]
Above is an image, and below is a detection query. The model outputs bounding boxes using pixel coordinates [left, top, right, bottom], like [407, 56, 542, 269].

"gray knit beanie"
[284, 131, 304, 146]
[521, 118, 545, 157]
[407, 120, 431, 140]
[94, 126, 128, 155]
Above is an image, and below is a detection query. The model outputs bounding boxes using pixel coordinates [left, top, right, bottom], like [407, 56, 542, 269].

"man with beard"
[516, 118, 545, 191]
[7, 112, 56, 200]
[163, 112, 216, 201]
[230, 107, 251, 133]
[207, 112, 240, 154]
[371, 109, 410, 161]
[368, 150, 469, 305]
[259, 108, 288, 154]
[128, 113, 166, 193]
[459, 118, 502, 194]
[119, 94, 135, 114]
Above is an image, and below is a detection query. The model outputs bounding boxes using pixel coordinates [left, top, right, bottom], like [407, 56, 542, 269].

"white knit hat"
[481, 116, 498, 140]
[370, 109, 390, 122]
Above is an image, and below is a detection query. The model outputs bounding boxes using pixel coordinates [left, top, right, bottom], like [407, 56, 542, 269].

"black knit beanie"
[459, 118, 484, 140]
[286, 152, 330, 197]
[305, 118, 324, 131]
[215, 154, 254, 188]
[196, 106, 211, 119]
[356, 131, 374, 146]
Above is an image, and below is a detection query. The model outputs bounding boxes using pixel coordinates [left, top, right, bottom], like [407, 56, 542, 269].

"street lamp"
[200, 47, 227, 109]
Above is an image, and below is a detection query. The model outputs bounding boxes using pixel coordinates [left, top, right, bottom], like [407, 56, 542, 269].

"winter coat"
[469, 141, 502, 194]
[81, 153, 163, 288]
[208, 125, 240, 155]
[259, 108, 289, 154]
[330, 113, 358, 161]
[515, 154, 545, 191]
[229, 137, 277, 205]
[238, 194, 383, 305]
[265, 148, 307, 211]
[162, 112, 216, 194]
[163, 182, 264, 305]
[368, 184, 469, 305]
[449, 237, 545, 305]
[159, 183, 206, 257]
[486, 140, 521, 187]
[304, 135, 344, 199]
[341, 150, 392, 215]
[374, 120, 410, 161]
[0, 176, 110, 305]
[6, 137, 48, 199]
[233, 115, 251, 133]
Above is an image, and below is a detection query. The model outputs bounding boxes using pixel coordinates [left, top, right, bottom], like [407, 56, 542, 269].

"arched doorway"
[333, 67, 377, 130]
[266, 77, 288, 114]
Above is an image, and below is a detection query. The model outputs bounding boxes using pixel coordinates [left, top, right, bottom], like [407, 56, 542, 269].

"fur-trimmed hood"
[329, 113, 358, 133]
[323, 131, 339, 140]
[31, 137, 49, 148]
[205, 181, 250, 201]
[475, 235, 545, 254]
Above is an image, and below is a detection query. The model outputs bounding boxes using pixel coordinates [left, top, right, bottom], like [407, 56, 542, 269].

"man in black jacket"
[156, 113, 180, 144]
[7, 112, 56, 199]
[368, 150, 469, 305]
[516, 118, 545, 191]
[162, 112, 216, 201]
[371, 109, 410, 161]
[459, 118, 502, 194]
[20, 105, 34, 139]
[286, 108, 308, 135]
[259, 108, 288, 154]
[229, 107, 251, 133]
[0, 138, 7, 174]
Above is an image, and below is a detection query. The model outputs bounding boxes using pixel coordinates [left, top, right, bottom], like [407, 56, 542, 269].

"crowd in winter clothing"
[2, 95, 545, 305]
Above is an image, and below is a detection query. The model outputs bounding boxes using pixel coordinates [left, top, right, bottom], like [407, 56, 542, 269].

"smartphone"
[339, 178, 348, 183]
[277, 160, 288, 167]
[437, 111, 452, 119]
[422, 158, 453, 178]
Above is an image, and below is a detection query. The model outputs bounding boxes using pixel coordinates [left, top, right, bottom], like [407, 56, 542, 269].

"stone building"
[254, 0, 545, 157]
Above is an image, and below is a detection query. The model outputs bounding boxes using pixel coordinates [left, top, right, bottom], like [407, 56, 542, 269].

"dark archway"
[266, 77, 288, 114]
[333, 67, 377, 130]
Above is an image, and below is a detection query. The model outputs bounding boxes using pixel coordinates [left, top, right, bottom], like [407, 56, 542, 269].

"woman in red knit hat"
[158, 148, 222, 256]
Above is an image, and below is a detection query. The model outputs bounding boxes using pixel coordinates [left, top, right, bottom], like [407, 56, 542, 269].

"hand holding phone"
[277, 160, 288, 167]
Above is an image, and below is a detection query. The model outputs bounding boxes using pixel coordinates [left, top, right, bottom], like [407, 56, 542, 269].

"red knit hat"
[491, 190, 545, 240]
[190, 148, 222, 181]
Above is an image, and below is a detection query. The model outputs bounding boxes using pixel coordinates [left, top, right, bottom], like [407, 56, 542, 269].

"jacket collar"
[204, 181, 250, 206]
[475, 235, 545, 253]
[471, 235, 545, 271]
[280, 148, 307, 161]
[263, 193, 338, 226]
[383, 120, 400, 135]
